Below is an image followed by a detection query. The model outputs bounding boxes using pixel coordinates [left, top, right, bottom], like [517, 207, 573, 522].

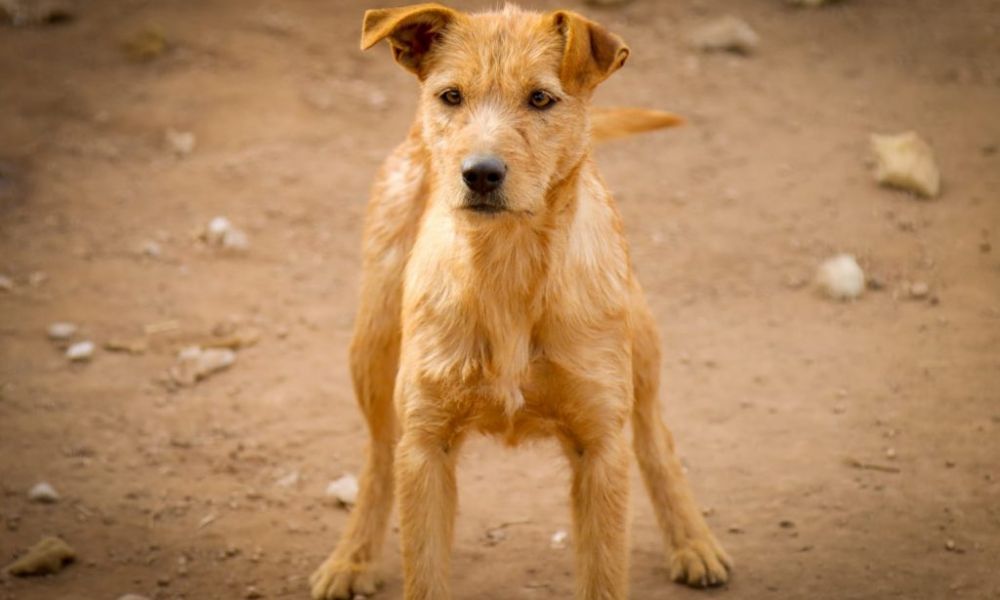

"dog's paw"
[669, 535, 732, 588]
[310, 556, 381, 600]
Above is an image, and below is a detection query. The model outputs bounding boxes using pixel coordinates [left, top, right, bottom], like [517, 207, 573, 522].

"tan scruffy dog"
[310, 4, 732, 599]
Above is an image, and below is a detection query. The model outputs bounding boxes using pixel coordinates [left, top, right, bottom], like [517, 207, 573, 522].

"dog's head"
[362, 4, 628, 217]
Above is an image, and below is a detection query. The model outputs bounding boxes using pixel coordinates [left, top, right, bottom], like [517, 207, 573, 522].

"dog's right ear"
[360, 3, 458, 77]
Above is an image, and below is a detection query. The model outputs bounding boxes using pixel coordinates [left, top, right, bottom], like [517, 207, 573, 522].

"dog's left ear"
[551, 11, 629, 95]
[361, 4, 459, 77]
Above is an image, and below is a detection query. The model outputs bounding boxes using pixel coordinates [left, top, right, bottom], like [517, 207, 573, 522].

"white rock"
[47, 321, 77, 340]
[871, 132, 941, 198]
[205, 216, 233, 244]
[165, 128, 196, 157]
[141, 240, 162, 258]
[815, 254, 865, 301]
[0, 274, 12, 291]
[204, 216, 249, 251]
[325, 474, 359, 506]
[550, 529, 569, 549]
[28, 482, 60, 503]
[276, 470, 300, 488]
[689, 16, 759, 54]
[169, 346, 236, 385]
[66, 340, 95, 361]
[909, 281, 930, 299]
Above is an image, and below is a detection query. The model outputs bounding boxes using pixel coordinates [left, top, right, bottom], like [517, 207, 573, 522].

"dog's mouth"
[462, 192, 507, 215]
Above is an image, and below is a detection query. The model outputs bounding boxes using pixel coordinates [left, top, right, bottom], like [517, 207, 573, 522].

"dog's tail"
[590, 107, 684, 143]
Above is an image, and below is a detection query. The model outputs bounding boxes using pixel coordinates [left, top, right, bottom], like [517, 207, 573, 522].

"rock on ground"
[816, 254, 865, 301]
[28, 481, 59, 503]
[5, 536, 76, 576]
[689, 16, 760, 54]
[65, 340, 95, 361]
[170, 346, 236, 386]
[871, 131, 941, 198]
[47, 321, 77, 340]
[325, 474, 359, 506]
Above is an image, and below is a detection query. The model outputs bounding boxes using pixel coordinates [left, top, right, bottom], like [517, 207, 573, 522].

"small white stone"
[204, 216, 249, 251]
[689, 16, 760, 54]
[47, 321, 77, 340]
[165, 128, 196, 157]
[909, 281, 930, 299]
[28, 482, 60, 503]
[275, 470, 300, 488]
[206, 216, 232, 244]
[169, 346, 236, 385]
[66, 340, 95, 361]
[815, 254, 865, 301]
[871, 131, 941, 198]
[141, 240, 162, 257]
[325, 474, 359, 506]
[550, 529, 569, 549]
[0, 274, 13, 291]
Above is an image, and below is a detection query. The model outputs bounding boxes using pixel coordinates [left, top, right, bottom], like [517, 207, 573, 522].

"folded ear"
[360, 3, 459, 77]
[552, 11, 629, 95]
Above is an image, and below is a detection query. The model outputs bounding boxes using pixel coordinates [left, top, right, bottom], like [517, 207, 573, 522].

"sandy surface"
[2, 0, 999, 598]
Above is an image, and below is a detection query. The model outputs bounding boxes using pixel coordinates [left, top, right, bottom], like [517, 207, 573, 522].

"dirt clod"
[5, 536, 76, 576]
[871, 131, 941, 198]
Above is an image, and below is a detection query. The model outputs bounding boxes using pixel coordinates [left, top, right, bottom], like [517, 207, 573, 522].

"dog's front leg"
[563, 429, 632, 600]
[395, 389, 463, 600]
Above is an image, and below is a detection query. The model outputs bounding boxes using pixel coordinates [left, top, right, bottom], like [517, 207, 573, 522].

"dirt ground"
[1, 0, 999, 598]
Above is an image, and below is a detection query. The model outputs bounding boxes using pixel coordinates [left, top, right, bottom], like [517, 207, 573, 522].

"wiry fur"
[310, 5, 731, 599]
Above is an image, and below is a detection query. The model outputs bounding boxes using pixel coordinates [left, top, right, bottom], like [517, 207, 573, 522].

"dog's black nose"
[461, 156, 506, 195]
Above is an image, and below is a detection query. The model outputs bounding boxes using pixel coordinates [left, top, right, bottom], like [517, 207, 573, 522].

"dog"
[310, 4, 731, 599]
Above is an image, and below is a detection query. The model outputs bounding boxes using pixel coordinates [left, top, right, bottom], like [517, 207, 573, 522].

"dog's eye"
[528, 90, 556, 110]
[440, 89, 463, 106]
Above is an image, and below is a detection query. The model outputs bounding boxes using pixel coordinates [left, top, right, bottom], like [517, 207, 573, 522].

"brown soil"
[2, 1, 999, 599]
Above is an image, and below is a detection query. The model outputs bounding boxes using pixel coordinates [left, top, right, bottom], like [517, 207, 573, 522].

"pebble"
[815, 254, 865, 301]
[276, 470, 301, 489]
[204, 216, 250, 252]
[141, 240, 162, 258]
[0, 274, 12, 291]
[169, 346, 236, 385]
[325, 474, 359, 506]
[885, 447, 897, 460]
[165, 128, 196, 157]
[689, 16, 759, 54]
[871, 131, 941, 198]
[47, 321, 77, 340]
[4, 536, 76, 576]
[550, 529, 569, 549]
[245, 586, 262, 599]
[66, 340, 95, 362]
[28, 482, 60, 503]
[909, 281, 930, 299]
